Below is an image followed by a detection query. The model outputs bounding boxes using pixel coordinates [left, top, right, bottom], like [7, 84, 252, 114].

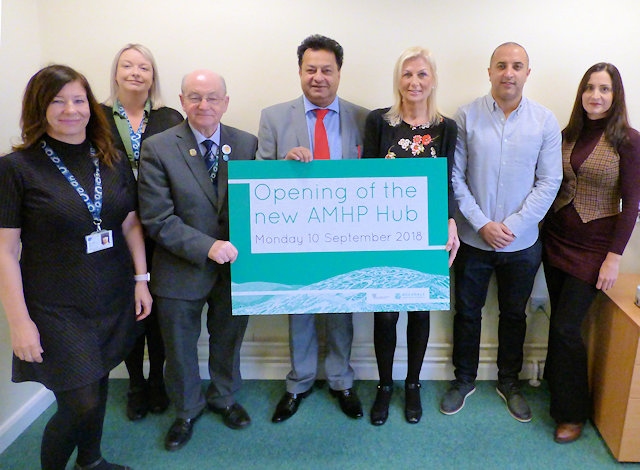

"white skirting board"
[0, 387, 54, 453]
[108, 339, 548, 381]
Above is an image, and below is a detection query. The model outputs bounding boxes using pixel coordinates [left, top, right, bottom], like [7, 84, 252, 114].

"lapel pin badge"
[189, 148, 197, 157]
[221, 144, 231, 161]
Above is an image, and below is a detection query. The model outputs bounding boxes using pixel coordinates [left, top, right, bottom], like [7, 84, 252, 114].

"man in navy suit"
[138, 70, 257, 451]
[257, 34, 369, 423]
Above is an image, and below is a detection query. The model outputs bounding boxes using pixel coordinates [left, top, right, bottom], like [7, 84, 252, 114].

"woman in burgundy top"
[542, 63, 640, 444]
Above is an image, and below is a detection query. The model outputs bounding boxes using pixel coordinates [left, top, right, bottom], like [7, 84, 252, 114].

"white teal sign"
[228, 159, 450, 314]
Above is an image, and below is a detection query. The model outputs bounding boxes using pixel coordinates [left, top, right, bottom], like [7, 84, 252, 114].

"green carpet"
[0, 380, 636, 469]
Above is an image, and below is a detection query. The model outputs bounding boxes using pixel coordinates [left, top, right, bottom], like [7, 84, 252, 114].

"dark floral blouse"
[363, 107, 458, 217]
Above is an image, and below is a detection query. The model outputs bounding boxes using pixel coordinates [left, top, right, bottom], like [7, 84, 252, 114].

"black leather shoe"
[330, 388, 363, 419]
[164, 411, 202, 451]
[209, 402, 251, 429]
[405, 382, 422, 424]
[370, 384, 393, 426]
[271, 389, 312, 423]
[126, 385, 149, 421]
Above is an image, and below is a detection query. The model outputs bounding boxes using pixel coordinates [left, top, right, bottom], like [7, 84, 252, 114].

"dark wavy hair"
[297, 34, 344, 70]
[13, 64, 118, 166]
[563, 62, 630, 149]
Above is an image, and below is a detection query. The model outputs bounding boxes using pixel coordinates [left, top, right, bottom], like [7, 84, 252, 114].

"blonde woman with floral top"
[362, 46, 459, 426]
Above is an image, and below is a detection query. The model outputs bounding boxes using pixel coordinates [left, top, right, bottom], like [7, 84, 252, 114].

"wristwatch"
[134, 273, 150, 282]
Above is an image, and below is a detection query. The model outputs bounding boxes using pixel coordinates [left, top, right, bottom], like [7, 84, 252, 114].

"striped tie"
[202, 139, 218, 181]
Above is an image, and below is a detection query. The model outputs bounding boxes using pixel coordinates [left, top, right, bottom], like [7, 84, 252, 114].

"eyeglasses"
[184, 95, 225, 105]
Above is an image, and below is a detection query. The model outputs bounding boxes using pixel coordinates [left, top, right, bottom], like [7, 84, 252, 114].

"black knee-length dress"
[0, 137, 138, 391]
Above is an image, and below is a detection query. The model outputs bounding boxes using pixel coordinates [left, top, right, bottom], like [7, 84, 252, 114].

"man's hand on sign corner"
[285, 147, 313, 162]
[208, 240, 238, 264]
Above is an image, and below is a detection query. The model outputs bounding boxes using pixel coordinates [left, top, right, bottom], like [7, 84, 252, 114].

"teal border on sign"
[228, 159, 450, 314]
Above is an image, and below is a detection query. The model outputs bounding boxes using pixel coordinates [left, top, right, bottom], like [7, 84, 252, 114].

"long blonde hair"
[385, 46, 440, 127]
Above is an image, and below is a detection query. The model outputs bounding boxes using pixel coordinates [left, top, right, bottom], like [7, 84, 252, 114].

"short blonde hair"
[105, 43, 164, 109]
[385, 46, 440, 127]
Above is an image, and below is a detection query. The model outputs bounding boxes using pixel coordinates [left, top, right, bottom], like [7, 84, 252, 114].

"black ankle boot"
[126, 381, 149, 421]
[370, 383, 393, 426]
[74, 457, 132, 470]
[405, 381, 422, 424]
[148, 380, 170, 414]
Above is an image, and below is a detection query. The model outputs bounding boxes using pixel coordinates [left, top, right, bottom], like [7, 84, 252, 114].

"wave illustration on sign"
[231, 266, 449, 315]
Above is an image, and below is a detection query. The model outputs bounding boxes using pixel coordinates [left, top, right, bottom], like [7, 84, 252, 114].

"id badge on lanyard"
[42, 140, 113, 254]
[85, 229, 114, 253]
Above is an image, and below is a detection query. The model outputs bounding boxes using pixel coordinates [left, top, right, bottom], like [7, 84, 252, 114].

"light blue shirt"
[452, 94, 562, 252]
[189, 123, 221, 155]
[303, 95, 342, 159]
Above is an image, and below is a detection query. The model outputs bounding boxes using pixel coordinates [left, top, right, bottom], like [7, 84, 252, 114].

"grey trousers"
[156, 292, 248, 419]
[285, 313, 355, 393]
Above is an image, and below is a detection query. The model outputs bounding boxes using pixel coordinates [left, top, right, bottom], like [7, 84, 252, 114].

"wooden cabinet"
[585, 273, 640, 462]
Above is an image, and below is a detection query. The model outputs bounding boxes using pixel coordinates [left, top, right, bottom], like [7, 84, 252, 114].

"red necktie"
[313, 109, 330, 160]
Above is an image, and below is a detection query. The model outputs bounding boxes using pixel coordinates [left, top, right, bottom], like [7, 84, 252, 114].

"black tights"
[124, 309, 165, 389]
[373, 310, 430, 385]
[41, 376, 109, 470]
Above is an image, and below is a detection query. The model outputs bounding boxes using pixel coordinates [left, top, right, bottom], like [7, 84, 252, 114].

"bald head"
[487, 42, 531, 113]
[181, 69, 227, 95]
[490, 42, 529, 68]
[179, 69, 229, 137]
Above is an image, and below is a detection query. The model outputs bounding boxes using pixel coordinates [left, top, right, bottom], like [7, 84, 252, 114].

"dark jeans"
[543, 264, 598, 423]
[452, 240, 542, 384]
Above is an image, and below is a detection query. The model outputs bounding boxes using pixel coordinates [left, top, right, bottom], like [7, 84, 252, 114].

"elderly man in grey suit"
[138, 70, 257, 451]
[257, 34, 369, 423]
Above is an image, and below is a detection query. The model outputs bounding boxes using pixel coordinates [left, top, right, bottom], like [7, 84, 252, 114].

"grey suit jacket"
[256, 96, 369, 160]
[138, 120, 257, 300]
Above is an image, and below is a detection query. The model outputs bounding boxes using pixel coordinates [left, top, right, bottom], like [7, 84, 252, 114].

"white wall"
[2, 0, 640, 452]
[0, 0, 56, 454]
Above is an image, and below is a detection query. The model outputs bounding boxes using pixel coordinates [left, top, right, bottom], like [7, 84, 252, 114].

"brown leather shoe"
[554, 422, 584, 443]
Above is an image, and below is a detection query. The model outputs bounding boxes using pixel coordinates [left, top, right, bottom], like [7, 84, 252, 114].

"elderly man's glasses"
[185, 95, 225, 105]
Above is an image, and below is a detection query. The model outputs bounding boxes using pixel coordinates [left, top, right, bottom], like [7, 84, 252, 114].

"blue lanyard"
[41, 140, 104, 231]
[117, 103, 147, 163]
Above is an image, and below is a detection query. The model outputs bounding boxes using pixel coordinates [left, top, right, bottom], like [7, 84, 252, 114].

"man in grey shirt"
[441, 42, 562, 422]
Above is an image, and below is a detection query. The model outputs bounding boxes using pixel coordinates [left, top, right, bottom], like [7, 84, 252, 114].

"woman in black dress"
[102, 43, 183, 421]
[0, 65, 152, 470]
[363, 46, 459, 425]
